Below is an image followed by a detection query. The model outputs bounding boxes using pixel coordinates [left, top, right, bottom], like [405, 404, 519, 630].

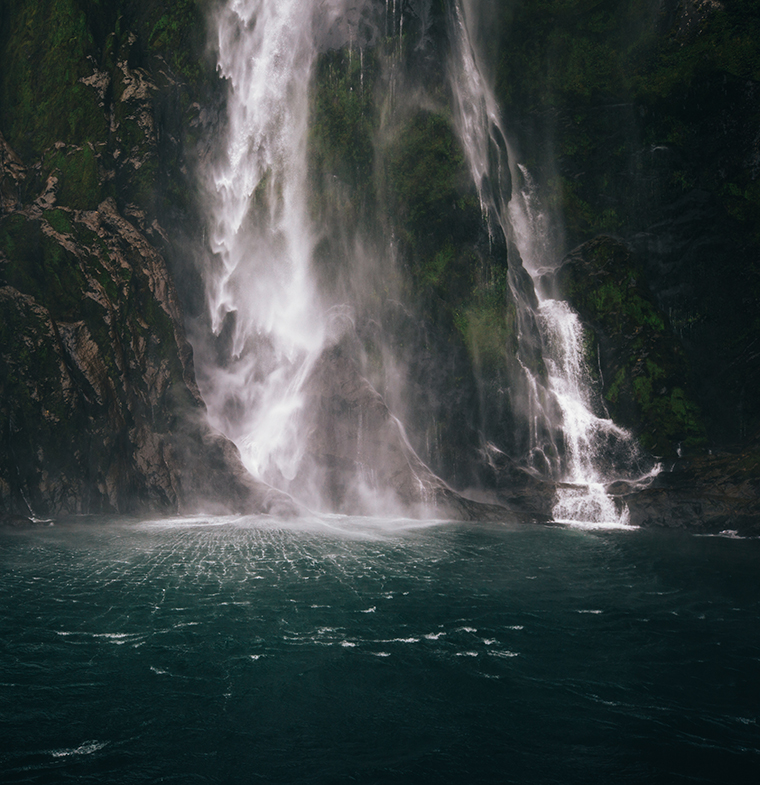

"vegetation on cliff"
[490, 0, 760, 447]
[1, 0, 758, 519]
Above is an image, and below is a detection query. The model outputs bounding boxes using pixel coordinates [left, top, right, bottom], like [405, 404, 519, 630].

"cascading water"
[197, 0, 437, 515]
[447, 0, 657, 525]
[198, 0, 355, 487]
[196, 0, 655, 522]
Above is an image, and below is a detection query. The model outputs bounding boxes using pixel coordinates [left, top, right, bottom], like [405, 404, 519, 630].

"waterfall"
[195, 0, 654, 522]
[197, 0, 357, 488]
[447, 0, 656, 525]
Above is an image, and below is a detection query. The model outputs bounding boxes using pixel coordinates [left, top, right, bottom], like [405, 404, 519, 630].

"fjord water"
[2, 517, 758, 784]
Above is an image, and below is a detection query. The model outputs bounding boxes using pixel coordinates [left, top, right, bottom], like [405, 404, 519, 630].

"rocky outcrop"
[0, 133, 295, 518]
[614, 441, 760, 537]
[286, 341, 512, 521]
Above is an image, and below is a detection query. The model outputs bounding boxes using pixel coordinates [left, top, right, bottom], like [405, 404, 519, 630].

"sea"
[1, 514, 758, 783]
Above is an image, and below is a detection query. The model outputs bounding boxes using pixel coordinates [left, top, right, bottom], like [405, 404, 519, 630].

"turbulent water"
[1, 518, 758, 784]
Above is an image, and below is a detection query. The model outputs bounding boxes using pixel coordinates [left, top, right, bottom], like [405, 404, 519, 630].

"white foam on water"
[50, 741, 108, 758]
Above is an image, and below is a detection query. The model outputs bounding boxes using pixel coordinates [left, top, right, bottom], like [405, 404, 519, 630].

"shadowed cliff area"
[488, 0, 760, 452]
[1, 0, 758, 531]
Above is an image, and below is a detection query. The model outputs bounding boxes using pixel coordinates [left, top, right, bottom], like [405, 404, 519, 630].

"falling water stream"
[199, 0, 343, 483]
[448, 1, 658, 525]
[196, 0, 656, 524]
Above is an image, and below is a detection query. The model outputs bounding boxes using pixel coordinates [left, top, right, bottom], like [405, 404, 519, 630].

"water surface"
[1, 516, 758, 783]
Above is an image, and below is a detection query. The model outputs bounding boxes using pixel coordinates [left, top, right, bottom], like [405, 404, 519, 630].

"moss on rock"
[554, 235, 706, 456]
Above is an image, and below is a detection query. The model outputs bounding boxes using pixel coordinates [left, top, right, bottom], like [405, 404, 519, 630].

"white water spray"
[198, 0, 361, 483]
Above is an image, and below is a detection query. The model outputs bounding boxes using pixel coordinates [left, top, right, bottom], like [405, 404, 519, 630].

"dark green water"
[1, 515, 758, 784]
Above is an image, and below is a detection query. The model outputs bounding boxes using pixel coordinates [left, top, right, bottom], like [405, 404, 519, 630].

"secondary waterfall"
[448, 1, 655, 524]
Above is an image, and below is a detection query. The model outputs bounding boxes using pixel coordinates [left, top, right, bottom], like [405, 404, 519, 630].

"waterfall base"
[269, 343, 514, 522]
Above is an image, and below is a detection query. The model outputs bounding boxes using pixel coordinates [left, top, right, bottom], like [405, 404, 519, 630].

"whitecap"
[50, 741, 108, 758]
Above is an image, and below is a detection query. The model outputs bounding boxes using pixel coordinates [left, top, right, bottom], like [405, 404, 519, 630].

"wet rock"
[0, 513, 35, 528]
[619, 445, 760, 537]
[480, 447, 555, 520]
[0, 133, 290, 519]
[290, 342, 511, 521]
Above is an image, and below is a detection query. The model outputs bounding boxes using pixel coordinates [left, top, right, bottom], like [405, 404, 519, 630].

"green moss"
[146, 0, 206, 83]
[559, 236, 706, 455]
[454, 294, 516, 373]
[41, 145, 103, 210]
[0, 215, 89, 321]
[45, 209, 74, 236]
[310, 47, 378, 202]
[387, 112, 465, 234]
[0, 0, 107, 159]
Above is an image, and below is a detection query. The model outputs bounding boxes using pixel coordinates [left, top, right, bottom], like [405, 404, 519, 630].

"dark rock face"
[0, 134, 294, 518]
[618, 445, 760, 537]
[288, 342, 513, 521]
[492, 0, 760, 455]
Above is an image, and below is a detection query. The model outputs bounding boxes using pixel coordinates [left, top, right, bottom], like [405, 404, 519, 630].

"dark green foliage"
[381, 106, 520, 465]
[0, 215, 87, 321]
[388, 112, 464, 234]
[491, 0, 760, 448]
[43, 144, 105, 210]
[311, 48, 378, 195]
[386, 110, 482, 298]
[0, 0, 107, 160]
[556, 236, 706, 455]
[491, 0, 760, 241]
[145, 0, 208, 84]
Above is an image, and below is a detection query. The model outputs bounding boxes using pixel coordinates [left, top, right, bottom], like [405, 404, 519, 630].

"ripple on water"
[1, 514, 759, 785]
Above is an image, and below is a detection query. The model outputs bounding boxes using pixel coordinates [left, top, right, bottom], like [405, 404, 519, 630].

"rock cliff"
[1, 0, 758, 529]
[0, 1, 295, 518]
